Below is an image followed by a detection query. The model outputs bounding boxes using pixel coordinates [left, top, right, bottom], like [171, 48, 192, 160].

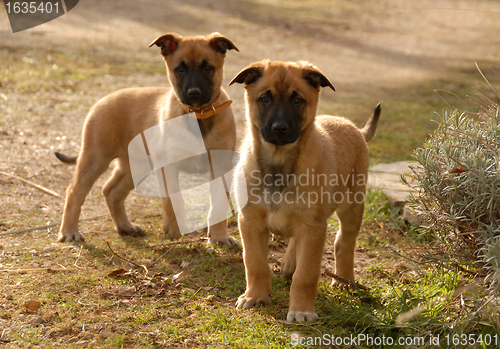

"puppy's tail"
[361, 103, 381, 142]
[54, 152, 78, 165]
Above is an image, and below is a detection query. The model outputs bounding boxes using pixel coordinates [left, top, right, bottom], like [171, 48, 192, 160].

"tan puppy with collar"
[230, 60, 380, 321]
[55, 32, 239, 245]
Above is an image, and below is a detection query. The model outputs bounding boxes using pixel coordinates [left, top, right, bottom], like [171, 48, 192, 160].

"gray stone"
[368, 161, 428, 225]
[368, 161, 418, 206]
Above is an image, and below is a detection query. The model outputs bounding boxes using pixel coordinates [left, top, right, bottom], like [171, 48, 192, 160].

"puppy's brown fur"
[56, 32, 239, 245]
[230, 60, 380, 321]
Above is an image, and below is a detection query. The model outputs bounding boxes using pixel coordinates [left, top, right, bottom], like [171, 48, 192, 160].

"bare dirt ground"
[0, 0, 500, 347]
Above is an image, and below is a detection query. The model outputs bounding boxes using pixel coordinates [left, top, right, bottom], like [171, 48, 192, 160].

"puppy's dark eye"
[260, 96, 269, 104]
[204, 65, 214, 72]
[175, 66, 185, 74]
[294, 97, 304, 105]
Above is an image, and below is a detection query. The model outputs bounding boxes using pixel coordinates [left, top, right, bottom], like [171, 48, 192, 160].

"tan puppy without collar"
[230, 60, 380, 321]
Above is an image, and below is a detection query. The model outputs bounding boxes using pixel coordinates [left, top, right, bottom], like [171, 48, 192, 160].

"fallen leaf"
[29, 315, 44, 325]
[67, 337, 79, 343]
[450, 167, 467, 174]
[172, 272, 182, 281]
[107, 269, 127, 277]
[23, 300, 40, 311]
[115, 285, 135, 297]
[180, 261, 190, 268]
[75, 340, 91, 347]
[99, 329, 115, 339]
[41, 246, 56, 253]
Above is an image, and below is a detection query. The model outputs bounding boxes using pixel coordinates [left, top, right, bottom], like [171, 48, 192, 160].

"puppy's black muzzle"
[181, 85, 211, 108]
[177, 65, 214, 108]
[261, 105, 301, 146]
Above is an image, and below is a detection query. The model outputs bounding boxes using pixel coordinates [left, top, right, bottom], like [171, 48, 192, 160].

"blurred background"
[2, 0, 500, 164]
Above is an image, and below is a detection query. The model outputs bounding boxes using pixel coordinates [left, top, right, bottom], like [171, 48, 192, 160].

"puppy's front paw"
[163, 222, 181, 240]
[235, 293, 269, 309]
[286, 310, 318, 322]
[209, 235, 238, 247]
[118, 225, 145, 237]
[208, 223, 238, 246]
[57, 230, 85, 243]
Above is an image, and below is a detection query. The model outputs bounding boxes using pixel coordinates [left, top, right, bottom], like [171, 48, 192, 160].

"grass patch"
[1, 191, 498, 347]
[1, 48, 162, 94]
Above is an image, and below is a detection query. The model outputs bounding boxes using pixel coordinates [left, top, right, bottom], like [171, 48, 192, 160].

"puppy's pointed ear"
[208, 32, 239, 54]
[301, 63, 335, 91]
[149, 33, 182, 57]
[229, 62, 266, 86]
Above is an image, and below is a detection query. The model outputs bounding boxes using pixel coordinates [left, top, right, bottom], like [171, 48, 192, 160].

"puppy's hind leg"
[207, 179, 237, 246]
[103, 157, 145, 237]
[58, 155, 110, 242]
[332, 200, 364, 286]
[161, 166, 187, 240]
[282, 237, 297, 278]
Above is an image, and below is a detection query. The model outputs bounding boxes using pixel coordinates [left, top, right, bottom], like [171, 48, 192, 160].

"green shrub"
[407, 68, 500, 292]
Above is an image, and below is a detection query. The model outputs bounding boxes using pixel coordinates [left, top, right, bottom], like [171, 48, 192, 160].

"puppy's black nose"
[187, 87, 202, 99]
[272, 122, 289, 135]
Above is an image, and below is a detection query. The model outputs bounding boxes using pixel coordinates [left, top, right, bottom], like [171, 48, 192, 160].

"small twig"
[387, 245, 429, 265]
[74, 245, 84, 268]
[147, 237, 210, 267]
[324, 269, 370, 291]
[0, 222, 60, 236]
[475, 62, 499, 96]
[148, 243, 178, 268]
[466, 292, 497, 322]
[105, 241, 148, 274]
[149, 238, 207, 250]
[443, 128, 500, 154]
[0, 214, 109, 237]
[0, 267, 77, 273]
[0, 171, 61, 198]
[434, 89, 471, 111]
